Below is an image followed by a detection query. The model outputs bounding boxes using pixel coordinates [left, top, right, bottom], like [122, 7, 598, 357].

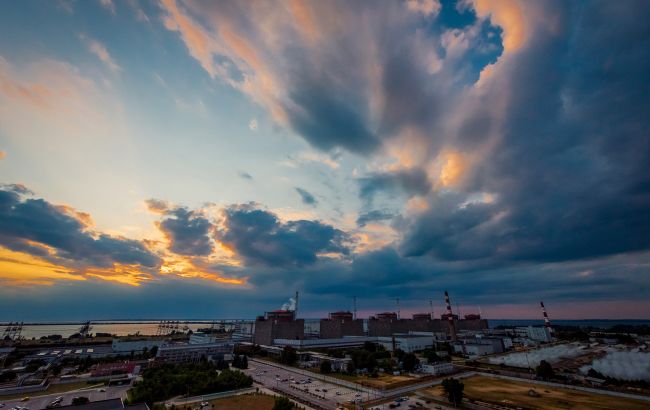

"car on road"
[200, 401, 208, 407]
[19, 398, 29, 402]
[0, 403, 5, 408]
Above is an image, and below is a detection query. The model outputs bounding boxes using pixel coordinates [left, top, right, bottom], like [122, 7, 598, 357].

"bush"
[442, 378, 464, 406]
[72, 397, 89, 405]
[279, 346, 297, 365]
[536, 360, 554, 380]
[127, 362, 252, 405]
[320, 360, 332, 374]
[272, 396, 294, 410]
[402, 353, 419, 372]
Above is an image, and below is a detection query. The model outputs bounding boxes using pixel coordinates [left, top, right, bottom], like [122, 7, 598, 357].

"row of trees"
[232, 355, 248, 369]
[126, 361, 252, 405]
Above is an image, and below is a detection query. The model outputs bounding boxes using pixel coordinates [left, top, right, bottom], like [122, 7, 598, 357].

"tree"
[402, 353, 420, 372]
[393, 348, 406, 361]
[346, 361, 356, 375]
[423, 348, 442, 364]
[379, 359, 394, 373]
[536, 360, 554, 380]
[279, 346, 297, 365]
[363, 341, 377, 352]
[272, 396, 294, 410]
[215, 359, 229, 370]
[442, 378, 464, 406]
[320, 360, 332, 374]
[72, 397, 90, 405]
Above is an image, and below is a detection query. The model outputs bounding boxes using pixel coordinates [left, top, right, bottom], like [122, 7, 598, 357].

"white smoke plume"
[581, 351, 650, 381]
[489, 344, 585, 368]
[281, 297, 296, 311]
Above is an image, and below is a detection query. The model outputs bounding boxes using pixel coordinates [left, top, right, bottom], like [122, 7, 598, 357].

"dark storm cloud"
[154, 204, 214, 256]
[0, 187, 160, 268]
[356, 210, 395, 227]
[295, 187, 318, 206]
[217, 204, 349, 267]
[400, 1, 650, 265]
[358, 168, 431, 205]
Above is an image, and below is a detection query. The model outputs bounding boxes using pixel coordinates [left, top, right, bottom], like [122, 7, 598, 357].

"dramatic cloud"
[217, 204, 349, 267]
[147, 200, 213, 256]
[356, 210, 395, 227]
[295, 187, 318, 206]
[0, 185, 160, 268]
[358, 168, 431, 206]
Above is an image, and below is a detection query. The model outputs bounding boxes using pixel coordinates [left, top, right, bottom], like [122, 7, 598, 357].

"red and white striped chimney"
[445, 290, 457, 341]
[540, 301, 554, 335]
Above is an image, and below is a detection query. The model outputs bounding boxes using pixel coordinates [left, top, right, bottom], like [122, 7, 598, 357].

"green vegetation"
[0, 370, 17, 382]
[272, 396, 294, 410]
[279, 346, 297, 365]
[319, 359, 332, 374]
[535, 360, 555, 380]
[442, 378, 464, 406]
[232, 355, 248, 369]
[402, 353, 419, 372]
[72, 396, 89, 405]
[126, 362, 252, 405]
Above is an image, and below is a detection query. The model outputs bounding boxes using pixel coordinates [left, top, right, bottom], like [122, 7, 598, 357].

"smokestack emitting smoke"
[540, 301, 554, 335]
[444, 290, 457, 341]
[280, 297, 296, 311]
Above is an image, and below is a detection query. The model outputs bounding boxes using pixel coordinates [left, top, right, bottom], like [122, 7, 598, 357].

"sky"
[1, 0, 649, 321]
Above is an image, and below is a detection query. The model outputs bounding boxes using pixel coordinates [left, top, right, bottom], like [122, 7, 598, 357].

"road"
[0, 384, 130, 410]
[244, 361, 365, 409]
[244, 360, 463, 410]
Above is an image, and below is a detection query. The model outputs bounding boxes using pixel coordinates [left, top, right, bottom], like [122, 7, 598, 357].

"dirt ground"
[425, 376, 649, 410]
[207, 393, 278, 410]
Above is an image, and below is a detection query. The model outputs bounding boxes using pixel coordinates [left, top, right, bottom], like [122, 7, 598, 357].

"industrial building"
[452, 336, 506, 357]
[420, 362, 454, 376]
[515, 326, 553, 343]
[253, 310, 304, 346]
[319, 311, 364, 339]
[111, 338, 168, 353]
[376, 334, 435, 353]
[155, 341, 233, 364]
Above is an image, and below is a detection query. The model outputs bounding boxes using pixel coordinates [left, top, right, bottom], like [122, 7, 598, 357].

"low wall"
[165, 387, 257, 405]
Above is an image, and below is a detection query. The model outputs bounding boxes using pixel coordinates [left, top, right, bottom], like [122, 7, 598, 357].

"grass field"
[0, 381, 105, 400]
[205, 393, 279, 410]
[426, 376, 649, 410]
[324, 371, 416, 389]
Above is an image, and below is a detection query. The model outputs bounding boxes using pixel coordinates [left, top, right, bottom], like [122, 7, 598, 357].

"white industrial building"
[376, 335, 434, 353]
[515, 326, 552, 343]
[420, 362, 454, 376]
[111, 338, 168, 354]
[155, 341, 233, 364]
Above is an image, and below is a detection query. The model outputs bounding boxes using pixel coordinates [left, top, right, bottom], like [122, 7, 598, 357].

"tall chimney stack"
[445, 290, 457, 341]
[540, 301, 553, 336]
[294, 291, 299, 318]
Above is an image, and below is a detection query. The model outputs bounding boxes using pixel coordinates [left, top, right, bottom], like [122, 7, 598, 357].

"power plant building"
[253, 310, 304, 346]
[320, 311, 364, 339]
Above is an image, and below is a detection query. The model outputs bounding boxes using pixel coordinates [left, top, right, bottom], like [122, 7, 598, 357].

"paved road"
[0, 384, 130, 410]
[244, 361, 364, 409]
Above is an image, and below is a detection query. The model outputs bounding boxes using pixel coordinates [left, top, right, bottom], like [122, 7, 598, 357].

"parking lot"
[244, 360, 375, 409]
[0, 384, 130, 410]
